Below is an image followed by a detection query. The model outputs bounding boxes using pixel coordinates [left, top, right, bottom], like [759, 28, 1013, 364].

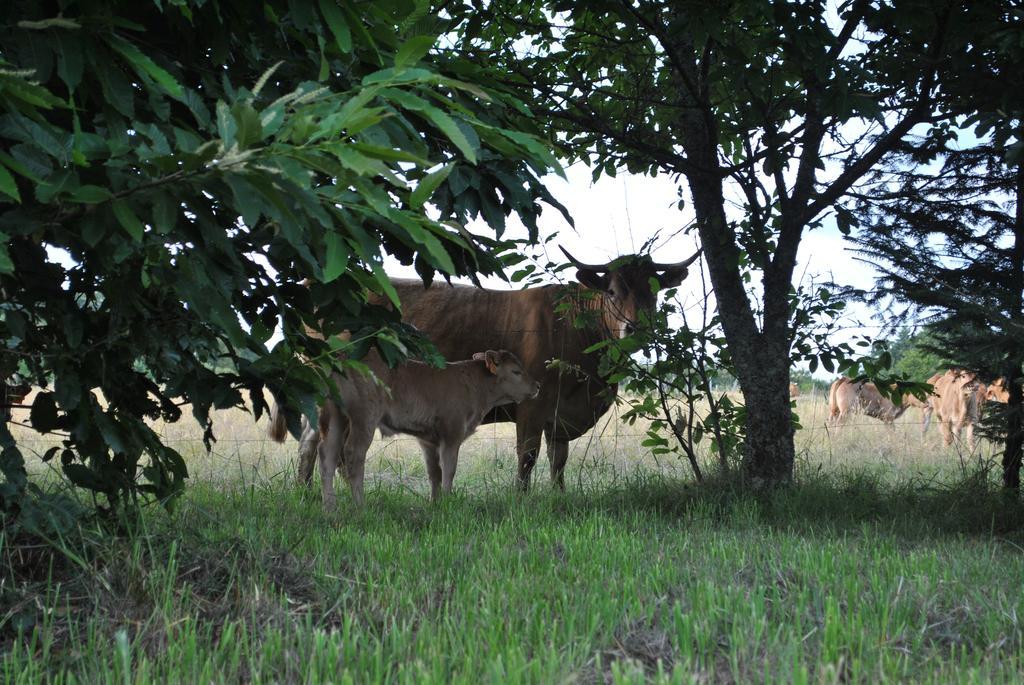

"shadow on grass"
[241, 463, 1024, 544]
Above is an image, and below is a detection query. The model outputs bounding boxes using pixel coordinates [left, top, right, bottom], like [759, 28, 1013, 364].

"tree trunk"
[1003, 370, 1022, 490]
[669, 29, 798, 486]
[736, 345, 795, 485]
[1005, 157, 1024, 490]
[684, 173, 796, 485]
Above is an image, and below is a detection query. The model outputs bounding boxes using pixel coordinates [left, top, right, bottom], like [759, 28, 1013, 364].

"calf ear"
[472, 351, 500, 375]
[575, 269, 611, 292]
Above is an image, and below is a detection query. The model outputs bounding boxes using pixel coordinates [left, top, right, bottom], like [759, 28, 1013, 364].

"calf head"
[560, 247, 700, 338]
[473, 350, 540, 403]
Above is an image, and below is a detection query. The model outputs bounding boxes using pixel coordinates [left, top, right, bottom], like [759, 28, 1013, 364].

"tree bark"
[668, 27, 798, 485]
[1005, 157, 1024, 490]
[1003, 371, 1022, 490]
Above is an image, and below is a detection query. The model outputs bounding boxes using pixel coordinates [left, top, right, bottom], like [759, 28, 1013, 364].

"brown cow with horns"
[292, 248, 700, 491]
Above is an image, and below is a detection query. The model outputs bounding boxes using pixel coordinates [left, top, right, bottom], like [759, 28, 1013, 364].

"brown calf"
[270, 350, 539, 510]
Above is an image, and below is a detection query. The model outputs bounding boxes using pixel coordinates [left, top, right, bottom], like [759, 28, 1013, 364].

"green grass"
[3, 469, 1024, 684]
[4, 392, 1024, 682]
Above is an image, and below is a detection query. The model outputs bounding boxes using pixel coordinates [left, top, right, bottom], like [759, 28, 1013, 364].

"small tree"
[445, 0, 980, 485]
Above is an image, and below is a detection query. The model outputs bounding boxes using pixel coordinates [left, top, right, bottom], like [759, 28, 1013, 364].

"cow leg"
[297, 415, 319, 486]
[939, 418, 954, 446]
[317, 404, 344, 512]
[418, 439, 443, 501]
[921, 406, 933, 435]
[439, 441, 460, 495]
[515, 416, 544, 491]
[545, 433, 570, 491]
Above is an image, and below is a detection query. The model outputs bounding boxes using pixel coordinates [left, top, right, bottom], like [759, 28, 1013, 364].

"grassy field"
[3, 393, 1024, 683]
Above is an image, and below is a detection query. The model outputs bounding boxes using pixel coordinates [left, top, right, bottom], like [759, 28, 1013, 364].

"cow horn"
[650, 249, 702, 271]
[559, 246, 612, 272]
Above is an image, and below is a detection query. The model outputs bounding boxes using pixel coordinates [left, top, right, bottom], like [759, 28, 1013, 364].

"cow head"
[987, 378, 1010, 403]
[560, 247, 701, 338]
[473, 350, 541, 402]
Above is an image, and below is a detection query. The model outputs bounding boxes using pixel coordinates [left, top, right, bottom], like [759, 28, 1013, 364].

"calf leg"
[317, 404, 344, 512]
[418, 439, 443, 501]
[343, 424, 374, 507]
[297, 415, 319, 486]
[545, 432, 570, 491]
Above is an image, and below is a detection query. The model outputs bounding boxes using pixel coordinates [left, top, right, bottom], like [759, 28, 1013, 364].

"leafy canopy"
[0, 0, 565, 521]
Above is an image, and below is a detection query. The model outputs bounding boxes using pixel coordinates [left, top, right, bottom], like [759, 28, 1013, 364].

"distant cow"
[270, 350, 539, 510]
[788, 383, 800, 399]
[925, 370, 1010, 447]
[294, 249, 700, 491]
[986, 377, 1010, 403]
[905, 371, 944, 434]
[926, 370, 986, 447]
[827, 377, 908, 427]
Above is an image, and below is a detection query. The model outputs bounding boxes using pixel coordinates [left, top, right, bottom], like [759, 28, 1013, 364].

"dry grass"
[7, 386, 1000, 495]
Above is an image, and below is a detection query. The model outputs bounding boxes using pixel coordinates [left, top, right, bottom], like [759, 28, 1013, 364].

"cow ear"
[657, 268, 687, 290]
[575, 269, 611, 292]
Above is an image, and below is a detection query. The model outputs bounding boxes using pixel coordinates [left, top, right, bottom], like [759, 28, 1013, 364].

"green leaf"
[216, 100, 237, 148]
[70, 185, 112, 204]
[498, 129, 564, 178]
[0, 76, 65, 110]
[351, 143, 430, 165]
[417, 107, 477, 163]
[112, 200, 145, 241]
[0, 235, 13, 274]
[318, 0, 352, 53]
[395, 35, 436, 68]
[232, 101, 263, 148]
[0, 162, 20, 203]
[323, 231, 350, 283]
[333, 146, 387, 176]
[30, 393, 59, 432]
[372, 263, 401, 308]
[92, 408, 127, 455]
[410, 163, 453, 208]
[108, 36, 184, 100]
[63, 463, 106, 492]
[152, 194, 178, 234]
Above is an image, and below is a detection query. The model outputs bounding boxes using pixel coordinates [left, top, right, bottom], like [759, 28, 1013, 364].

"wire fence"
[4, 384, 970, 461]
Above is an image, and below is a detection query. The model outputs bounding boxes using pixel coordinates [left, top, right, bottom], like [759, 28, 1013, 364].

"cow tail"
[267, 400, 288, 443]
